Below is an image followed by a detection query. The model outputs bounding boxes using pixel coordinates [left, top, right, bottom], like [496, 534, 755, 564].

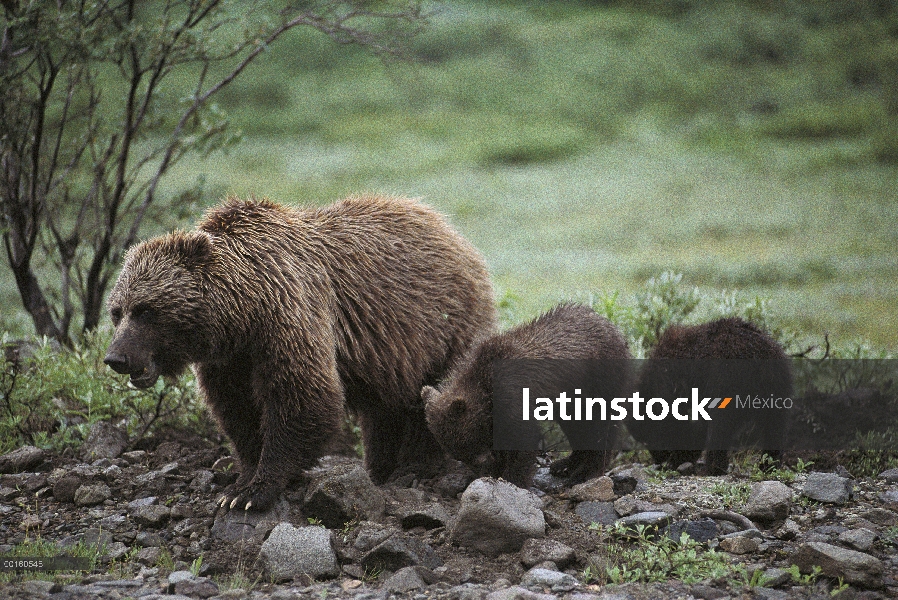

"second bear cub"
[422, 303, 631, 488]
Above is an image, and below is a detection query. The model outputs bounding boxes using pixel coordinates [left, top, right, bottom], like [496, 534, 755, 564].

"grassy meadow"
[2, 0, 897, 350]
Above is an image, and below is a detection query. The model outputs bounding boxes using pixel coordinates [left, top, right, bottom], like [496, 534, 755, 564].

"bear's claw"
[220, 482, 279, 512]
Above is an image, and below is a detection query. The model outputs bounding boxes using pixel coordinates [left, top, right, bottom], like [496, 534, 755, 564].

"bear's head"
[105, 231, 214, 388]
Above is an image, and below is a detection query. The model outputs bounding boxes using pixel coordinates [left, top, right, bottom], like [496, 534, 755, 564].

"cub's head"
[104, 231, 213, 388]
[421, 374, 493, 474]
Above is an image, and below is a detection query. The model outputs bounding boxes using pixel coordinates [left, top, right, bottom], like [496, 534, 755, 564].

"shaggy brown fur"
[629, 317, 792, 475]
[105, 195, 496, 510]
[422, 303, 631, 488]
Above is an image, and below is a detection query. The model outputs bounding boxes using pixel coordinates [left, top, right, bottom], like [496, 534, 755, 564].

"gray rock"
[790, 541, 883, 589]
[131, 504, 171, 528]
[612, 497, 678, 517]
[0, 446, 47, 473]
[167, 571, 219, 598]
[802, 472, 853, 504]
[303, 463, 385, 528]
[860, 508, 898, 527]
[383, 566, 427, 592]
[752, 588, 791, 600]
[361, 533, 442, 571]
[575, 502, 618, 526]
[775, 518, 800, 540]
[688, 584, 728, 599]
[127, 496, 157, 509]
[617, 511, 670, 529]
[838, 528, 877, 552]
[448, 584, 489, 600]
[190, 470, 215, 492]
[451, 478, 545, 556]
[210, 498, 289, 542]
[718, 535, 760, 554]
[74, 483, 111, 506]
[879, 468, 898, 483]
[105, 541, 130, 561]
[0, 446, 46, 473]
[121, 450, 147, 464]
[569, 476, 615, 502]
[531, 467, 565, 493]
[435, 472, 477, 497]
[81, 422, 129, 461]
[665, 518, 718, 543]
[135, 531, 163, 548]
[260, 523, 339, 581]
[520, 538, 576, 569]
[486, 585, 556, 600]
[20, 580, 61, 595]
[136, 546, 162, 566]
[610, 474, 638, 495]
[741, 480, 792, 522]
[520, 567, 578, 592]
[53, 475, 83, 503]
[400, 503, 450, 530]
[352, 523, 397, 552]
[760, 567, 791, 588]
[720, 528, 763, 540]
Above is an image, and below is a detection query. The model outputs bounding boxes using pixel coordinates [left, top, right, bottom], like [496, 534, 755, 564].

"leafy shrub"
[0, 330, 208, 455]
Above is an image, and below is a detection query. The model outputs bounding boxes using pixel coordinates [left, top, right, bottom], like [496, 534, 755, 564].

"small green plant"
[840, 428, 898, 477]
[307, 517, 323, 526]
[155, 548, 175, 572]
[190, 556, 204, 577]
[831, 576, 849, 596]
[339, 520, 359, 543]
[361, 565, 382, 583]
[786, 563, 822, 585]
[879, 526, 898, 548]
[740, 566, 775, 589]
[646, 465, 679, 482]
[793, 457, 814, 474]
[215, 569, 260, 593]
[707, 481, 752, 508]
[600, 522, 734, 584]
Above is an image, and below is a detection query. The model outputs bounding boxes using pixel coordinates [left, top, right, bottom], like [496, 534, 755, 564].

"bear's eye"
[110, 307, 122, 326]
[130, 304, 154, 321]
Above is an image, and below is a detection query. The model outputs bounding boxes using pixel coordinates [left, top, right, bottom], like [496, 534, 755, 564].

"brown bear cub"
[629, 317, 792, 475]
[422, 303, 631, 488]
[105, 195, 496, 510]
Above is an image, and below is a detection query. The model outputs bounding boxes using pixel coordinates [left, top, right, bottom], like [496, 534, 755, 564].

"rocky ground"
[1, 423, 897, 600]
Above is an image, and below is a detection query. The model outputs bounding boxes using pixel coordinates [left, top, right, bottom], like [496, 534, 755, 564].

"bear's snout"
[103, 352, 131, 374]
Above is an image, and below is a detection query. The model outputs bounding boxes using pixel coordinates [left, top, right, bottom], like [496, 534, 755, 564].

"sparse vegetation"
[591, 522, 734, 585]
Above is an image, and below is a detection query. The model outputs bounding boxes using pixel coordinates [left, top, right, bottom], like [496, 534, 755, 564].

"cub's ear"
[169, 231, 213, 268]
[421, 385, 439, 406]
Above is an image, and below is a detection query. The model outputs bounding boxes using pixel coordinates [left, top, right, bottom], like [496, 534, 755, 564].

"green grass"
[2, 0, 897, 350]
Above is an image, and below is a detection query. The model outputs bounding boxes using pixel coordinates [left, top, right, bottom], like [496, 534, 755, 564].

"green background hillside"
[3, 0, 897, 349]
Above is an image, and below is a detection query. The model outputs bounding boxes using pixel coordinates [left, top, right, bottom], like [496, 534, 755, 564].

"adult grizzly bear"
[105, 195, 496, 510]
[422, 303, 631, 488]
[628, 317, 792, 475]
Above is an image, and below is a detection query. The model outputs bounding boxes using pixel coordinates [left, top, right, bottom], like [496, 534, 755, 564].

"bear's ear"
[421, 385, 439, 406]
[448, 399, 467, 417]
[170, 231, 213, 269]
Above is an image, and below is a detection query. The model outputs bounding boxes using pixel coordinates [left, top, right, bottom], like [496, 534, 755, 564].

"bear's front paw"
[218, 481, 280, 512]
